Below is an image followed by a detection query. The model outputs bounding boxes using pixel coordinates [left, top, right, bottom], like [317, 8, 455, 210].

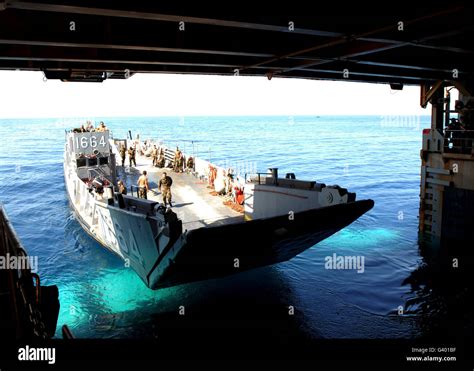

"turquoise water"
[0, 115, 456, 339]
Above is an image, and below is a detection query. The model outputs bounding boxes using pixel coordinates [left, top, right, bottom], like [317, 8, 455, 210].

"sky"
[0, 70, 428, 118]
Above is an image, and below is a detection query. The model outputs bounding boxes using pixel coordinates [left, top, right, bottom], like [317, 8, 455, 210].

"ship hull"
[150, 199, 374, 289]
[66, 157, 373, 289]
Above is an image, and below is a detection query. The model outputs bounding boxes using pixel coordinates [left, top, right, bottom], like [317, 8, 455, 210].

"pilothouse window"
[76, 158, 86, 167]
[99, 157, 109, 166]
[88, 158, 97, 166]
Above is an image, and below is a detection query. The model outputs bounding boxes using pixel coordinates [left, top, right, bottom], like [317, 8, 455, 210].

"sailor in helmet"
[159, 172, 173, 207]
[128, 146, 136, 167]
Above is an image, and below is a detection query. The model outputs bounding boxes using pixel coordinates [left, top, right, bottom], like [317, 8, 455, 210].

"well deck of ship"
[118, 152, 244, 231]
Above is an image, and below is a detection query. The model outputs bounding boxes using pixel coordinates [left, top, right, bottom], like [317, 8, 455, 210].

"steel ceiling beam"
[237, 6, 464, 73]
[0, 40, 469, 77]
[0, 37, 469, 76]
[3, 2, 468, 55]
[358, 28, 474, 55]
[0, 39, 275, 58]
[0, 56, 448, 82]
[0, 61, 444, 85]
[0, 3, 471, 84]
[4, 1, 342, 37]
[275, 29, 470, 76]
[0, 55, 245, 69]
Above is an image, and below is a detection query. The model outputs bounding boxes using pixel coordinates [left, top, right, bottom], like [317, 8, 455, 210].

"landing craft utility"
[63, 124, 374, 289]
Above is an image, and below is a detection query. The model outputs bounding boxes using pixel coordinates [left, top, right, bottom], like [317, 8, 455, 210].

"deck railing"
[443, 129, 474, 155]
[87, 166, 114, 185]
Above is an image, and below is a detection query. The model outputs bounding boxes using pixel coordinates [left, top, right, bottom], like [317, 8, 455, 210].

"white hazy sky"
[0, 70, 428, 118]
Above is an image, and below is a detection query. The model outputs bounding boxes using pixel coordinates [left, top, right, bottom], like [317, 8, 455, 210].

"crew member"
[137, 170, 149, 199]
[186, 156, 194, 171]
[157, 149, 165, 168]
[151, 145, 159, 167]
[178, 152, 184, 172]
[117, 180, 127, 195]
[119, 144, 126, 167]
[96, 121, 108, 132]
[159, 172, 173, 207]
[174, 147, 183, 172]
[128, 146, 136, 167]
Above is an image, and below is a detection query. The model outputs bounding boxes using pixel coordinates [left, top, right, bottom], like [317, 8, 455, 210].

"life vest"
[234, 186, 244, 205]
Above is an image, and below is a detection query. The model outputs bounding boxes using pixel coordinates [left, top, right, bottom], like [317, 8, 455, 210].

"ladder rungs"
[426, 178, 451, 187]
[426, 167, 451, 175]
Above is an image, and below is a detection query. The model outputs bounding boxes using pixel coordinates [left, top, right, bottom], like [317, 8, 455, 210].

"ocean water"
[0, 115, 469, 340]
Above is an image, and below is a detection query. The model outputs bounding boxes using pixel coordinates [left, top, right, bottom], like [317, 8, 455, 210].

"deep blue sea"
[0, 115, 468, 340]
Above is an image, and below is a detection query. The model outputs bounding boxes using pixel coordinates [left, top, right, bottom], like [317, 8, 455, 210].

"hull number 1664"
[75, 135, 106, 149]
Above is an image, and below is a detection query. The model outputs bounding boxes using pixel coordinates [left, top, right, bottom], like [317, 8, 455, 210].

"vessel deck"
[118, 153, 244, 231]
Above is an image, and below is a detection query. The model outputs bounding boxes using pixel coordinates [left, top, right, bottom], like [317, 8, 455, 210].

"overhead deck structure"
[1, 2, 474, 245]
[0, 2, 472, 84]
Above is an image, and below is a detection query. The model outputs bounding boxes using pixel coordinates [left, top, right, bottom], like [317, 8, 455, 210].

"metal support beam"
[420, 80, 444, 108]
[0, 39, 274, 58]
[0, 38, 469, 77]
[239, 6, 465, 74]
[0, 6, 471, 85]
[453, 81, 472, 97]
[276, 29, 470, 77]
[4, 2, 342, 37]
[3, 2, 469, 55]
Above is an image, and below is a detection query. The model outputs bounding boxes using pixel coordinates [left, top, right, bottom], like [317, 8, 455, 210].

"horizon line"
[0, 113, 432, 121]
